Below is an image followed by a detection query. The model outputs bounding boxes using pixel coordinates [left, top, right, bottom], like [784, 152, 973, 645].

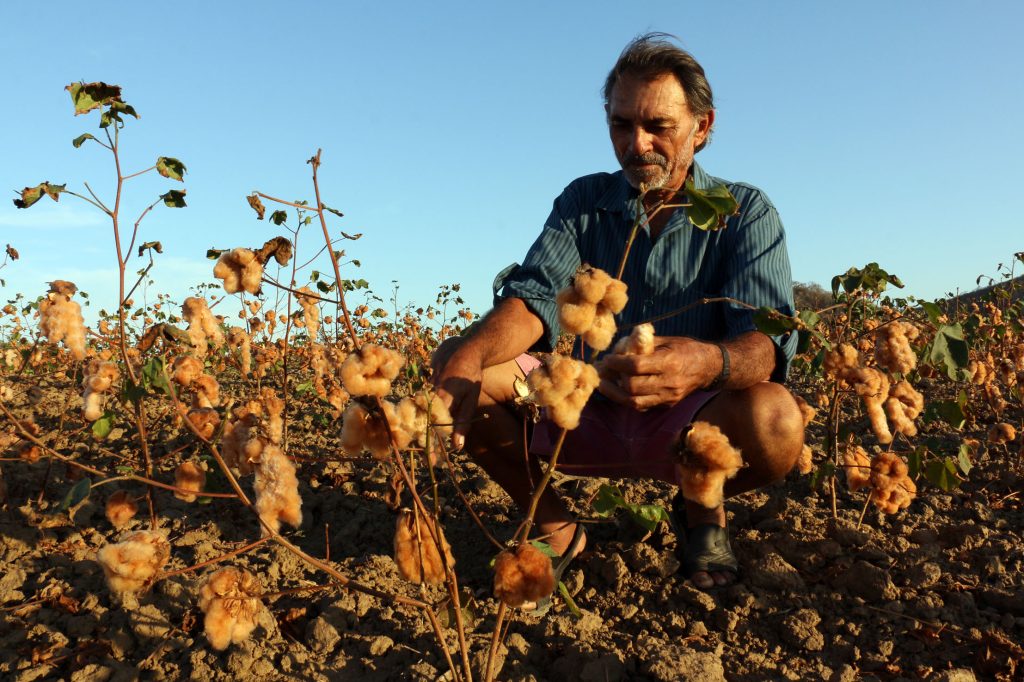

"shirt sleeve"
[719, 189, 798, 382]
[492, 186, 584, 352]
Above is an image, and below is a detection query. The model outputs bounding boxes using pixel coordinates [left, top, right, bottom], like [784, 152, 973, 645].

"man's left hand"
[597, 336, 719, 410]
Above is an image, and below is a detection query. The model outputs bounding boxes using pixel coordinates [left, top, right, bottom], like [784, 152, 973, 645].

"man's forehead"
[607, 72, 688, 115]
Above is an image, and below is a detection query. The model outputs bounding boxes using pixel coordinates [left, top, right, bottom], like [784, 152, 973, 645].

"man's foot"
[671, 494, 738, 589]
[539, 520, 587, 558]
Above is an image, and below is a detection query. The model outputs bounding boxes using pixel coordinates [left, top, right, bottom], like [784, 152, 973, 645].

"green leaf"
[160, 189, 187, 208]
[66, 82, 123, 115]
[558, 581, 583, 618]
[59, 477, 92, 511]
[92, 412, 114, 439]
[528, 540, 559, 558]
[592, 484, 627, 517]
[925, 457, 961, 491]
[928, 323, 970, 381]
[122, 380, 147, 405]
[99, 100, 138, 129]
[908, 445, 925, 479]
[624, 503, 670, 532]
[323, 205, 344, 218]
[753, 306, 800, 336]
[683, 177, 739, 231]
[831, 263, 904, 297]
[810, 460, 836, 488]
[141, 357, 170, 395]
[923, 397, 966, 430]
[956, 444, 973, 476]
[269, 210, 287, 225]
[590, 484, 668, 532]
[156, 157, 186, 182]
[13, 182, 66, 209]
[920, 301, 944, 326]
[72, 133, 97, 148]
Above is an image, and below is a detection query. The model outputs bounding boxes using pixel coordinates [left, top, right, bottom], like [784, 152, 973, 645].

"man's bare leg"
[461, 357, 584, 556]
[682, 381, 805, 588]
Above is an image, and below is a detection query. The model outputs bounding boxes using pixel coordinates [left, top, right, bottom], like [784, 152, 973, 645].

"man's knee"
[703, 382, 804, 481]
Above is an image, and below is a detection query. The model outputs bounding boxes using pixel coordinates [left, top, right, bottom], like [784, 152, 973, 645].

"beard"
[621, 151, 673, 190]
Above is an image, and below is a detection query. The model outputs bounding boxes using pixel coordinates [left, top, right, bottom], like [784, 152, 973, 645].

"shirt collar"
[596, 160, 713, 213]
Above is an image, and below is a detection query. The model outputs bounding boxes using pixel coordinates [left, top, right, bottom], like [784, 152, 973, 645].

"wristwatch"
[705, 342, 730, 391]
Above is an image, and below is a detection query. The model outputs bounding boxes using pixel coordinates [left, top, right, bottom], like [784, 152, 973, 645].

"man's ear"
[694, 109, 715, 147]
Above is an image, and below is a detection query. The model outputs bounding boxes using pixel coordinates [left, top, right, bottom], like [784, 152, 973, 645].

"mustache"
[624, 152, 668, 168]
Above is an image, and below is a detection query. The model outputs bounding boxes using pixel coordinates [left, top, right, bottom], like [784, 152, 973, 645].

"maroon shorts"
[515, 354, 719, 483]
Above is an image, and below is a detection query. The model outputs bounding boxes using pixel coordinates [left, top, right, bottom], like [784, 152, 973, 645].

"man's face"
[607, 72, 713, 192]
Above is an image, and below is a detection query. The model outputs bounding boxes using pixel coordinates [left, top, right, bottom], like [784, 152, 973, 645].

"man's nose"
[629, 126, 654, 155]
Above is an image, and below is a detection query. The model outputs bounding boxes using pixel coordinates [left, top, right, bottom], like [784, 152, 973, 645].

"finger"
[597, 378, 631, 405]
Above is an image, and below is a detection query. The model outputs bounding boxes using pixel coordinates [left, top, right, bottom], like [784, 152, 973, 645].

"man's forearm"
[460, 297, 545, 368]
[711, 331, 777, 390]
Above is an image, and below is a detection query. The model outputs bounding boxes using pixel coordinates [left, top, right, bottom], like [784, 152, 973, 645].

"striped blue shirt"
[493, 161, 797, 381]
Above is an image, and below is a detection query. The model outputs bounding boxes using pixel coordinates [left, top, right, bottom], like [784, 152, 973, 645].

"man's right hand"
[431, 337, 484, 451]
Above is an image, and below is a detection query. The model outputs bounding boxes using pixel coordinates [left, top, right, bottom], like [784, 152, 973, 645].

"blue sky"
[2, 1, 1022, 324]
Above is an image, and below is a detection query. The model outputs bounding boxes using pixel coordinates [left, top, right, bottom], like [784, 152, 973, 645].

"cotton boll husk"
[253, 445, 302, 535]
[393, 509, 453, 585]
[198, 567, 262, 650]
[843, 445, 872, 492]
[556, 287, 596, 336]
[340, 344, 405, 397]
[677, 422, 744, 508]
[174, 461, 207, 502]
[493, 543, 556, 608]
[582, 307, 616, 351]
[105, 490, 138, 529]
[95, 530, 170, 595]
[340, 402, 392, 459]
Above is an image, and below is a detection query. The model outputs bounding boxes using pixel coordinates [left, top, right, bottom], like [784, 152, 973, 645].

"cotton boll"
[556, 288, 596, 336]
[193, 375, 220, 409]
[884, 380, 924, 437]
[493, 543, 555, 608]
[601, 278, 628, 314]
[172, 356, 204, 386]
[253, 445, 302, 535]
[227, 327, 252, 375]
[340, 344, 405, 397]
[174, 461, 207, 502]
[393, 509, 453, 585]
[182, 297, 225, 356]
[105, 490, 138, 529]
[582, 307, 616, 351]
[295, 287, 320, 342]
[796, 444, 814, 475]
[38, 285, 86, 361]
[340, 402, 392, 459]
[988, 422, 1017, 445]
[526, 354, 599, 430]
[95, 530, 170, 596]
[848, 367, 892, 444]
[677, 421, 744, 508]
[185, 408, 220, 440]
[214, 248, 263, 295]
[198, 567, 262, 650]
[573, 266, 613, 305]
[843, 445, 872, 492]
